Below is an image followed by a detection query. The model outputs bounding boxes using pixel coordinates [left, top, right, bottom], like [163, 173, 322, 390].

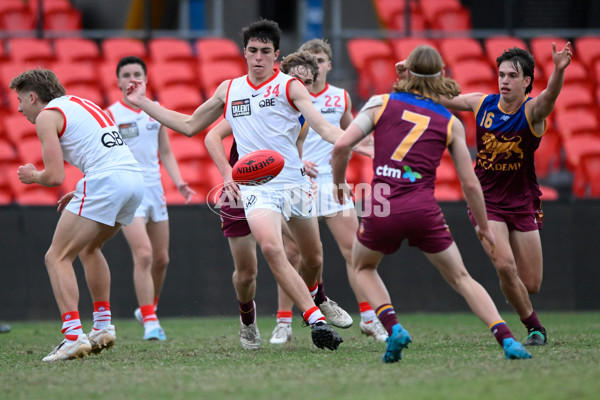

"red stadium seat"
[574, 36, 600, 70]
[149, 61, 199, 92]
[8, 38, 56, 66]
[554, 85, 597, 114]
[0, 164, 16, 204]
[430, 8, 471, 31]
[28, 0, 73, 14]
[365, 56, 399, 95]
[390, 38, 437, 61]
[101, 38, 147, 64]
[534, 129, 562, 178]
[484, 37, 528, 66]
[544, 60, 591, 91]
[0, 138, 17, 164]
[455, 110, 477, 148]
[0, 6, 35, 31]
[170, 136, 209, 165]
[198, 60, 245, 98]
[439, 38, 485, 67]
[436, 151, 461, 199]
[554, 109, 599, 141]
[420, 0, 464, 21]
[54, 38, 101, 66]
[572, 152, 600, 198]
[529, 37, 569, 67]
[16, 137, 44, 166]
[195, 37, 243, 64]
[374, 0, 428, 32]
[2, 114, 38, 146]
[562, 134, 600, 171]
[450, 59, 496, 88]
[149, 38, 195, 65]
[52, 62, 98, 89]
[156, 86, 204, 116]
[43, 8, 82, 31]
[347, 38, 394, 99]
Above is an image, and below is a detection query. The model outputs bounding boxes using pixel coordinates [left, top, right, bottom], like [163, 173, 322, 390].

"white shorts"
[65, 169, 145, 227]
[241, 181, 315, 222]
[134, 183, 168, 222]
[314, 173, 355, 218]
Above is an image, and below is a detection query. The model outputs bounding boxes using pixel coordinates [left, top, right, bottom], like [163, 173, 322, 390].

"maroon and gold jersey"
[369, 92, 456, 213]
[473, 94, 543, 208]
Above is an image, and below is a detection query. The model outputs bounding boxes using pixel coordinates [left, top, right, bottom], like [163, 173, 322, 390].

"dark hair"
[496, 47, 535, 95]
[116, 56, 147, 77]
[241, 19, 281, 51]
[395, 45, 460, 102]
[280, 51, 319, 81]
[9, 68, 66, 102]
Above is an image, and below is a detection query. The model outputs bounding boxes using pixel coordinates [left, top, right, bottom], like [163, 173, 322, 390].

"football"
[231, 149, 285, 185]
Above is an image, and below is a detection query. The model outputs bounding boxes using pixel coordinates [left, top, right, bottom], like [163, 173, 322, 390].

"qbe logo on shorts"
[231, 99, 251, 118]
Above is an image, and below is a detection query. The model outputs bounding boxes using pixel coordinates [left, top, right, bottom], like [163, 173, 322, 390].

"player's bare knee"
[154, 253, 169, 269]
[523, 279, 542, 294]
[233, 269, 256, 287]
[134, 250, 153, 270]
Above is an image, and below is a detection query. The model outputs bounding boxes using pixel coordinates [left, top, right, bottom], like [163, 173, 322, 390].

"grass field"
[1, 312, 598, 400]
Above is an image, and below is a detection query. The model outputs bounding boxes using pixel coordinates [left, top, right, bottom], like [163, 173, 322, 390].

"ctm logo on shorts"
[232, 99, 251, 118]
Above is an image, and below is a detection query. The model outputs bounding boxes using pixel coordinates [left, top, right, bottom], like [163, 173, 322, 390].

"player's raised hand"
[553, 42, 572, 71]
[395, 60, 408, 80]
[126, 79, 147, 106]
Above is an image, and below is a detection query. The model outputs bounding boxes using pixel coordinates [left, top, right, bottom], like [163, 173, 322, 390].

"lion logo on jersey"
[477, 133, 524, 162]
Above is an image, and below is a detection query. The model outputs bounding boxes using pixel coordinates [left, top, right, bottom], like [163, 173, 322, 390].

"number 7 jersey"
[371, 91, 456, 208]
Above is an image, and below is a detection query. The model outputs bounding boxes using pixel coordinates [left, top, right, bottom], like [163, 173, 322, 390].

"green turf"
[1, 312, 598, 400]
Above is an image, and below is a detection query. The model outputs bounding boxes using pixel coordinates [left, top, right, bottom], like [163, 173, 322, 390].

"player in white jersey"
[205, 50, 350, 349]
[270, 39, 388, 345]
[12, 69, 144, 361]
[127, 19, 371, 351]
[106, 56, 195, 342]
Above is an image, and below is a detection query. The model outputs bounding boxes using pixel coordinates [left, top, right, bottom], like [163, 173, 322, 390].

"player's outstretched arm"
[529, 42, 572, 122]
[127, 79, 227, 137]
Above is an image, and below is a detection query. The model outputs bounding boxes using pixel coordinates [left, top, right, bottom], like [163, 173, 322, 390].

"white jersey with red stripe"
[225, 69, 307, 188]
[303, 83, 347, 174]
[44, 95, 140, 176]
[106, 100, 161, 183]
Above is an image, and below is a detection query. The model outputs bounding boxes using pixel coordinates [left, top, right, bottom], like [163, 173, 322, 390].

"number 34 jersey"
[44, 95, 140, 175]
[225, 69, 305, 188]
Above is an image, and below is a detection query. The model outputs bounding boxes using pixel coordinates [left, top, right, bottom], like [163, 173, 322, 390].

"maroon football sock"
[239, 300, 255, 326]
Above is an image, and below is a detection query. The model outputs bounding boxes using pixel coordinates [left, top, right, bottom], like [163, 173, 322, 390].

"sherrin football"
[232, 149, 285, 185]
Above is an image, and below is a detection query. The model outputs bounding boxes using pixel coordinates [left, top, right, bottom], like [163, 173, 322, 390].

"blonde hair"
[299, 38, 332, 61]
[394, 45, 460, 102]
[9, 69, 66, 103]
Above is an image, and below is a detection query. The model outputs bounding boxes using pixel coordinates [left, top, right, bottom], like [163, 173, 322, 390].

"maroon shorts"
[357, 205, 454, 255]
[220, 202, 251, 238]
[468, 198, 543, 232]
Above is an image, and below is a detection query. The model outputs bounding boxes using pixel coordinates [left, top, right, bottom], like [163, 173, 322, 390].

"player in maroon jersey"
[432, 42, 572, 346]
[331, 45, 532, 362]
